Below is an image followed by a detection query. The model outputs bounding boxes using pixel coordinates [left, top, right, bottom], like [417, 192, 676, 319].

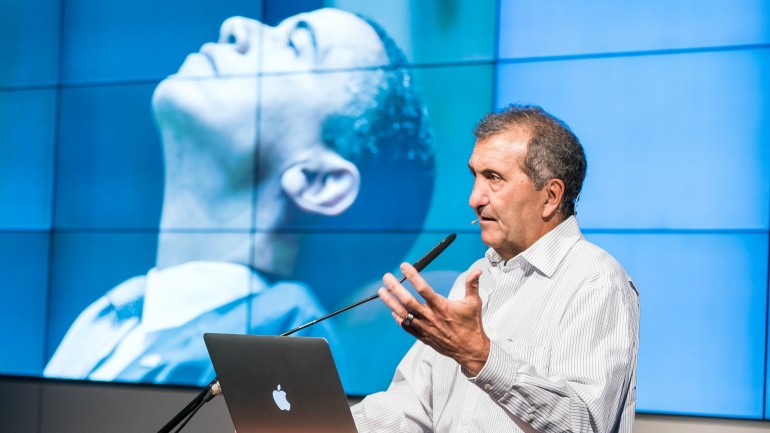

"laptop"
[204, 333, 359, 433]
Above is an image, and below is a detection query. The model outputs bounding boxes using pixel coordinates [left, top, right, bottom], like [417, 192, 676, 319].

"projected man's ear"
[281, 149, 360, 217]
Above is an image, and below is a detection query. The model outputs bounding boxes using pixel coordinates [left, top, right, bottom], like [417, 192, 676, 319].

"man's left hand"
[378, 263, 490, 376]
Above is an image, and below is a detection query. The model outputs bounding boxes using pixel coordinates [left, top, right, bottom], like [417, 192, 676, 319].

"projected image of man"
[44, 8, 434, 386]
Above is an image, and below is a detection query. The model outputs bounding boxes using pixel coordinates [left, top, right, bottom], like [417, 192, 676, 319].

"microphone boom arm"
[281, 233, 456, 337]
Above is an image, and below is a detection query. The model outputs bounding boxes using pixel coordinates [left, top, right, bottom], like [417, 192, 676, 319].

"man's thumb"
[465, 269, 482, 299]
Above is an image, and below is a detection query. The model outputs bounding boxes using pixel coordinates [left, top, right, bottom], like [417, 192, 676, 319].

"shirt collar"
[485, 216, 583, 278]
[142, 261, 267, 332]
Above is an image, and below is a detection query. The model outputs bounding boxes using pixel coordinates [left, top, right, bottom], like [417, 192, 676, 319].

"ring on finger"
[403, 312, 415, 327]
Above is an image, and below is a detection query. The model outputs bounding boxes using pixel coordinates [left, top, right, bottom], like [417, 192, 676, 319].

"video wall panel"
[411, 64, 494, 231]
[329, 0, 497, 64]
[0, 0, 60, 87]
[498, 0, 770, 59]
[0, 233, 50, 376]
[45, 232, 159, 361]
[59, 0, 263, 83]
[0, 89, 57, 230]
[588, 232, 768, 419]
[269, 231, 487, 394]
[54, 83, 164, 230]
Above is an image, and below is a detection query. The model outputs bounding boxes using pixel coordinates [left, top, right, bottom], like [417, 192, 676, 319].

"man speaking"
[353, 105, 639, 432]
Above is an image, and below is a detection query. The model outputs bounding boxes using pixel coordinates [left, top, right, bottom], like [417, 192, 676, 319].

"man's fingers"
[401, 262, 444, 307]
[382, 272, 426, 315]
[378, 286, 410, 319]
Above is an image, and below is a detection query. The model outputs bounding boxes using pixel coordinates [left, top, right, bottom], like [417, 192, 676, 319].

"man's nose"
[468, 180, 489, 210]
[219, 16, 263, 54]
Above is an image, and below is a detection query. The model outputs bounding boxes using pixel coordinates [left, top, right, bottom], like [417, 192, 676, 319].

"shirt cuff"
[466, 340, 519, 400]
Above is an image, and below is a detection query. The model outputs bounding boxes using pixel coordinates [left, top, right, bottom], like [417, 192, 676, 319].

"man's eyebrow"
[479, 168, 504, 179]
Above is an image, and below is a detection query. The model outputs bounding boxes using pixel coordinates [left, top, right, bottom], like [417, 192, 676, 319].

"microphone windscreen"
[412, 233, 457, 272]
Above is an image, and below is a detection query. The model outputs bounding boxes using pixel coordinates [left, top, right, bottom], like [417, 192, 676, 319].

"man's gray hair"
[474, 104, 586, 217]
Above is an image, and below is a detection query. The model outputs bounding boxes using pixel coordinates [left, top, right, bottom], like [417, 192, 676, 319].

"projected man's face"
[153, 8, 387, 167]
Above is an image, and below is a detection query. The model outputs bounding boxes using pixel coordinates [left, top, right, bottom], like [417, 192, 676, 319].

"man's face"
[468, 129, 551, 261]
[152, 8, 387, 167]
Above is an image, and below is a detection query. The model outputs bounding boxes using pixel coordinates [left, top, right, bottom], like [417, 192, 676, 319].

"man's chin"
[153, 63, 219, 103]
[151, 79, 213, 126]
[175, 52, 219, 77]
[151, 81, 186, 123]
[480, 228, 508, 247]
[478, 231, 496, 247]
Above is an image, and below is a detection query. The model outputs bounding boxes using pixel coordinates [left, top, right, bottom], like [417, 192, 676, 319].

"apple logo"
[272, 384, 291, 411]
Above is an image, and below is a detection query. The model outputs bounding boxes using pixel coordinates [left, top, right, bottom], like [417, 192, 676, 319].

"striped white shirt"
[352, 216, 639, 432]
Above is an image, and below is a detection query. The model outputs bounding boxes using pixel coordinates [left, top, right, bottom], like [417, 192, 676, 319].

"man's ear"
[542, 178, 565, 219]
[280, 149, 360, 216]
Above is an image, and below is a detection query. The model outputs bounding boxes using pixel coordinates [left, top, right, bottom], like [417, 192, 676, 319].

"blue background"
[0, 0, 768, 420]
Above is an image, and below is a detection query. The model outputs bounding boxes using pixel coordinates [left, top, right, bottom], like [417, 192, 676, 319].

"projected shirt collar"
[142, 261, 268, 332]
